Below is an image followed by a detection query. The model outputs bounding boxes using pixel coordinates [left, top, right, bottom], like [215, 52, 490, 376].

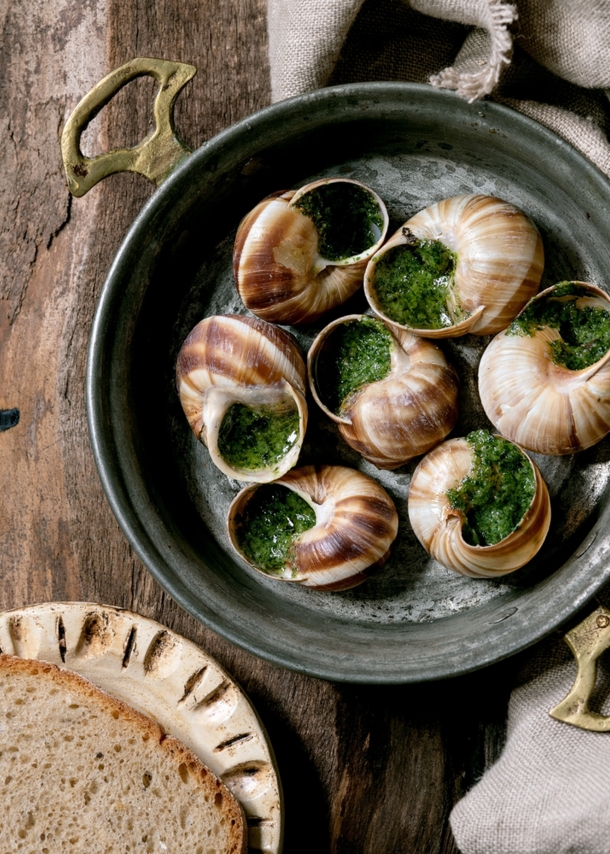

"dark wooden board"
[0, 1, 512, 849]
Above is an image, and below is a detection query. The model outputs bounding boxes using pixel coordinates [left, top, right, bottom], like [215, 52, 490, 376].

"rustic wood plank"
[0, 1, 511, 851]
[0, 0, 112, 604]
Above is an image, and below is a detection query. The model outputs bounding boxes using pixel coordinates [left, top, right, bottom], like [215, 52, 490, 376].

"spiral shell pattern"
[479, 283, 610, 455]
[228, 465, 399, 590]
[408, 438, 551, 578]
[308, 315, 459, 469]
[234, 179, 389, 326]
[176, 314, 308, 481]
[364, 194, 544, 337]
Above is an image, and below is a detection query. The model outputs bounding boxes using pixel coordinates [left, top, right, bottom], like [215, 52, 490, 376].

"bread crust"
[0, 654, 247, 854]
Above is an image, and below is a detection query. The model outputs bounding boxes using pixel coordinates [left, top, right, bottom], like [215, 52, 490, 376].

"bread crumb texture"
[0, 655, 246, 854]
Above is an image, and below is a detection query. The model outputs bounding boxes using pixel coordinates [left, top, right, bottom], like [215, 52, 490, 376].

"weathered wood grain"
[0, 2, 510, 851]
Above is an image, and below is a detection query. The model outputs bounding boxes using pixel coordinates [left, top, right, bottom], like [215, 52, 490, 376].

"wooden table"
[0, 1, 515, 850]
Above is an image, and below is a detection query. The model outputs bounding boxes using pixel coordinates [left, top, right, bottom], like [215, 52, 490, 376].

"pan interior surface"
[88, 84, 610, 682]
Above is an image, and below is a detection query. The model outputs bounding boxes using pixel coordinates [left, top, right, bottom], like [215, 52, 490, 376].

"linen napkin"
[451, 616, 610, 854]
[267, 0, 610, 177]
[450, 626, 610, 854]
[266, 2, 610, 851]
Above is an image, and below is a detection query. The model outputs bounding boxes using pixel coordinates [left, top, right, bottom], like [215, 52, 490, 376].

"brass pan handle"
[61, 57, 196, 197]
[550, 604, 610, 731]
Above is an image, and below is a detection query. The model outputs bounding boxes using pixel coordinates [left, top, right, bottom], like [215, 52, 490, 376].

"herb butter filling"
[314, 317, 393, 415]
[293, 182, 383, 261]
[447, 430, 536, 548]
[235, 484, 316, 574]
[218, 402, 300, 471]
[508, 282, 610, 371]
[371, 235, 462, 329]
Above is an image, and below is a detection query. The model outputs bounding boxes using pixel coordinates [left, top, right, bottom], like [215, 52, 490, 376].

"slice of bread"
[0, 654, 247, 854]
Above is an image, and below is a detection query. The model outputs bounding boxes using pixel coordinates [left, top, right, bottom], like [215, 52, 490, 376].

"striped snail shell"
[307, 314, 459, 469]
[479, 282, 610, 455]
[408, 433, 551, 578]
[364, 194, 544, 338]
[233, 178, 389, 326]
[176, 314, 307, 482]
[227, 465, 399, 590]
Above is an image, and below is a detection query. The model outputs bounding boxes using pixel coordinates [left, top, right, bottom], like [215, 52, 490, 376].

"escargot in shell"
[364, 194, 544, 337]
[479, 282, 610, 455]
[308, 314, 459, 469]
[234, 178, 389, 325]
[408, 430, 551, 578]
[176, 314, 307, 482]
[227, 465, 399, 590]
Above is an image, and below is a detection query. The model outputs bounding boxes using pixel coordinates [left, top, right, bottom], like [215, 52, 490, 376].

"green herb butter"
[447, 430, 536, 547]
[315, 316, 393, 415]
[218, 402, 300, 471]
[371, 234, 462, 329]
[293, 182, 383, 261]
[235, 484, 316, 574]
[508, 282, 610, 370]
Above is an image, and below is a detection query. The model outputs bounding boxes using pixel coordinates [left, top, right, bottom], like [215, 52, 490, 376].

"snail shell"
[176, 314, 308, 481]
[233, 178, 389, 326]
[308, 314, 459, 469]
[479, 283, 610, 455]
[364, 194, 544, 337]
[408, 436, 551, 578]
[227, 465, 399, 590]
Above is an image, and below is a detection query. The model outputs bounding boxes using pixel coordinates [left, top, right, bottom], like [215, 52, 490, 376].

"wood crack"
[47, 193, 72, 251]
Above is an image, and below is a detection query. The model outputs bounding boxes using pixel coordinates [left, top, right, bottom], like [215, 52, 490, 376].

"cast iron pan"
[73, 60, 610, 682]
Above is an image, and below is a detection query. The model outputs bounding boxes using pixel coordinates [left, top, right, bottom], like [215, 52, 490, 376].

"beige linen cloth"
[267, 2, 610, 852]
[268, 0, 610, 177]
[450, 632, 610, 853]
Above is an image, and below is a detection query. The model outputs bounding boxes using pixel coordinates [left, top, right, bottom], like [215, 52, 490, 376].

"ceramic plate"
[0, 602, 283, 854]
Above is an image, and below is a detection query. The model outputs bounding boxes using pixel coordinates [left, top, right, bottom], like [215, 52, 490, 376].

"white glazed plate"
[0, 602, 283, 854]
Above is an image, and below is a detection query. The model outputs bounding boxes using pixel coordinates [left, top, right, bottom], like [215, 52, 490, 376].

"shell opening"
[290, 180, 387, 266]
[365, 233, 467, 331]
[308, 315, 393, 420]
[508, 281, 610, 372]
[216, 399, 301, 476]
[229, 483, 317, 578]
[447, 431, 536, 548]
